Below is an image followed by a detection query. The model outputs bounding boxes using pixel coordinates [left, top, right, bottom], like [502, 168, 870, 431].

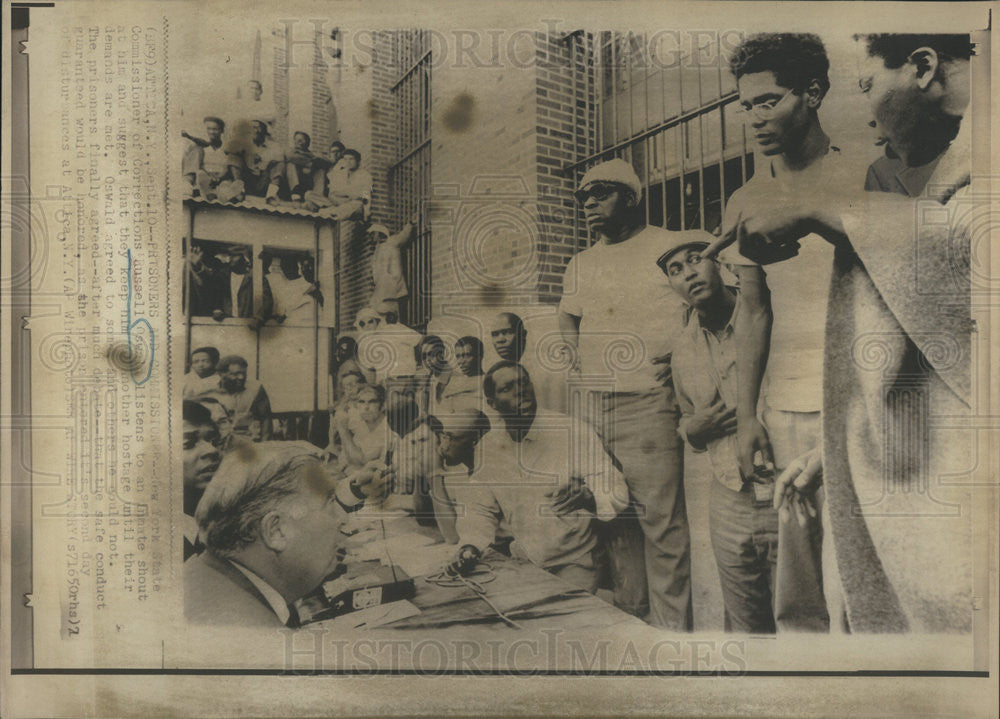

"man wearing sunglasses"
[558, 157, 714, 630]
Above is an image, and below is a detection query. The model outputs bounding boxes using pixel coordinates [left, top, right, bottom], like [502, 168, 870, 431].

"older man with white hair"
[185, 442, 387, 628]
[558, 157, 717, 629]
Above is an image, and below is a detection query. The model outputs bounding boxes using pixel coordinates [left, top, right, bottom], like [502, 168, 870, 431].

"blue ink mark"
[127, 249, 155, 386]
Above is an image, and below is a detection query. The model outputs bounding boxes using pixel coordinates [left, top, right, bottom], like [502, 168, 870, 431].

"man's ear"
[909, 47, 940, 91]
[804, 79, 825, 109]
[258, 510, 288, 552]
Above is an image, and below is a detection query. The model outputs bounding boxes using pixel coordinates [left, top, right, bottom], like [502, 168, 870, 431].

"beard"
[222, 378, 245, 393]
[878, 89, 961, 167]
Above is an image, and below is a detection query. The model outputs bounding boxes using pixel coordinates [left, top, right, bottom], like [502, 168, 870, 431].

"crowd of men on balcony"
[182, 115, 372, 220]
[183, 32, 977, 637]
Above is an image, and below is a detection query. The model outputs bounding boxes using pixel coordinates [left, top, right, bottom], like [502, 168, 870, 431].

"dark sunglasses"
[574, 182, 620, 205]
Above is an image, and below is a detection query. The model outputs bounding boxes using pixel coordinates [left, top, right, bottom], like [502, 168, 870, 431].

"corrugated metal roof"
[184, 196, 339, 221]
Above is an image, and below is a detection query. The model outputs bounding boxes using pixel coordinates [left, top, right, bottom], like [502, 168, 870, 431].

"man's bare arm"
[388, 213, 419, 248]
[558, 310, 581, 372]
[734, 264, 774, 478]
[338, 426, 368, 467]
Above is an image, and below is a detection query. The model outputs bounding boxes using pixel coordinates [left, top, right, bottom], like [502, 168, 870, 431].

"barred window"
[389, 30, 432, 329]
[571, 31, 755, 239]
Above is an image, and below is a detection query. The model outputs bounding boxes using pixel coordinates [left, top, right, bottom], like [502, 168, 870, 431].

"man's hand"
[555, 340, 580, 374]
[446, 544, 481, 577]
[734, 199, 815, 264]
[704, 188, 846, 264]
[736, 416, 774, 482]
[548, 476, 597, 516]
[333, 409, 352, 433]
[350, 465, 391, 504]
[773, 446, 822, 527]
[188, 245, 204, 268]
[703, 206, 806, 265]
[684, 396, 737, 448]
[651, 353, 672, 387]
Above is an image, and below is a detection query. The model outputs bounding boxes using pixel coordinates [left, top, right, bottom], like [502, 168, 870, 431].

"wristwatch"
[348, 478, 367, 501]
[334, 479, 365, 513]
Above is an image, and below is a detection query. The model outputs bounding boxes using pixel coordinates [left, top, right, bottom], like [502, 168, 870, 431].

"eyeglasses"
[358, 318, 382, 328]
[574, 182, 620, 205]
[735, 88, 795, 120]
[656, 250, 709, 277]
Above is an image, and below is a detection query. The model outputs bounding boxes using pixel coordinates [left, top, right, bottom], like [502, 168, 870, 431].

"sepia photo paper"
[1, 0, 998, 716]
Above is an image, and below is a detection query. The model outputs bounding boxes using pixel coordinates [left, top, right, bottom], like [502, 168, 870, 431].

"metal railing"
[566, 31, 755, 239]
[388, 30, 433, 330]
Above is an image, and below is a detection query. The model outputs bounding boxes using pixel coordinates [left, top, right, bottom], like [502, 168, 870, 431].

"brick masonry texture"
[334, 30, 595, 331]
[337, 32, 396, 332]
[534, 32, 594, 305]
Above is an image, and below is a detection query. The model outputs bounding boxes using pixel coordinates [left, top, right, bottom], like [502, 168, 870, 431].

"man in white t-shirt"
[232, 120, 284, 202]
[707, 34, 866, 631]
[559, 158, 713, 630]
[447, 362, 629, 594]
[183, 346, 221, 399]
[369, 215, 417, 318]
[182, 117, 244, 203]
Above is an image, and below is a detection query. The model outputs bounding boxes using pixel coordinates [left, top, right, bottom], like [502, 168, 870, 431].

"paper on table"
[355, 531, 437, 562]
[387, 542, 456, 578]
[319, 599, 422, 631]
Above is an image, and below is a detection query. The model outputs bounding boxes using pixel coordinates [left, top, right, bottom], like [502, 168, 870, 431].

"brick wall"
[333, 31, 395, 333]
[369, 33, 396, 232]
[272, 45, 290, 145]
[335, 30, 594, 334]
[534, 31, 595, 305]
[428, 48, 539, 321]
[425, 30, 592, 321]
[310, 28, 335, 152]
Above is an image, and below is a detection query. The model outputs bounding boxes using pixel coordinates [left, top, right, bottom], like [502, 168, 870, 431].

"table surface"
[290, 511, 671, 671]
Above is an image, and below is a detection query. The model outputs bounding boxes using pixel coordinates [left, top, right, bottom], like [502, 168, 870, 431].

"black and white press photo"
[3, 1, 997, 717]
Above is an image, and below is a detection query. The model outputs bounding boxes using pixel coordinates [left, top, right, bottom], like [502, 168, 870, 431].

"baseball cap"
[373, 299, 399, 316]
[576, 158, 642, 200]
[355, 307, 381, 329]
[654, 230, 717, 274]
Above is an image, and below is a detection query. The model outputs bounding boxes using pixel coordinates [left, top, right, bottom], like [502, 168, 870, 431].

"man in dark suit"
[185, 442, 388, 627]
